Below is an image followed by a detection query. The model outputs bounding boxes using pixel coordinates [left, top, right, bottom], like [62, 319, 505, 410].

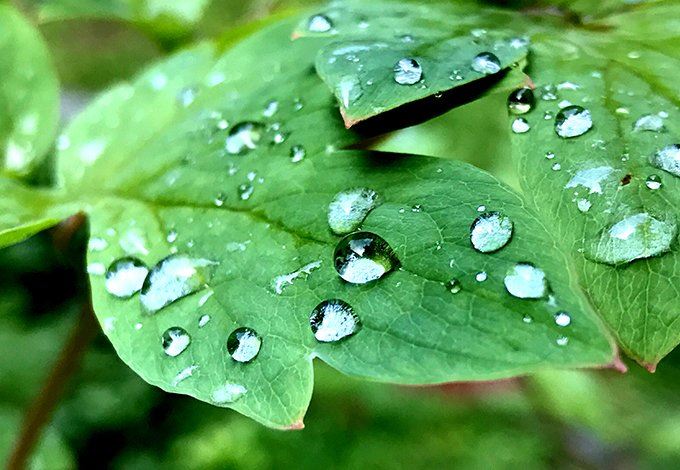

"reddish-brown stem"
[6, 304, 99, 470]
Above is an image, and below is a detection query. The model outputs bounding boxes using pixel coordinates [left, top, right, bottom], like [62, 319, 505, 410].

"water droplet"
[576, 198, 592, 213]
[540, 84, 558, 101]
[447, 279, 462, 294]
[225, 122, 265, 155]
[334, 232, 398, 284]
[633, 114, 665, 132]
[140, 255, 216, 314]
[470, 212, 513, 253]
[565, 166, 614, 194]
[290, 144, 306, 163]
[504, 263, 548, 299]
[554, 311, 571, 327]
[214, 193, 225, 207]
[645, 174, 662, 190]
[586, 212, 677, 265]
[237, 183, 254, 201]
[105, 257, 149, 299]
[477, 205, 486, 212]
[172, 365, 198, 385]
[263, 100, 279, 117]
[545, 151, 555, 160]
[552, 163, 562, 171]
[211, 383, 247, 404]
[272, 261, 322, 295]
[177, 87, 198, 107]
[393, 58, 423, 85]
[471, 52, 501, 74]
[475, 271, 488, 282]
[309, 299, 361, 342]
[411, 204, 422, 213]
[522, 314, 533, 324]
[198, 314, 211, 327]
[227, 327, 262, 363]
[555, 105, 593, 138]
[507, 87, 535, 115]
[337, 75, 363, 108]
[307, 13, 333, 33]
[511, 117, 531, 134]
[556, 336, 569, 346]
[87, 263, 106, 276]
[649, 144, 680, 177]
[162, 327, 191, 357]
[327, 188, 379, 235]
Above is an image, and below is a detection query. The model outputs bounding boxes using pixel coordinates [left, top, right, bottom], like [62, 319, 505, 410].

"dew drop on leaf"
[309, 299, 361, 343]
[475, 271, 488, 282]
[237, 183, 254, 201]
[554, 311, 571, 327]
[556, 336, 569, 346]
[633, 114, 665, 133]
[507, 87, 535, 115]
[227, 327, 262, 363]
[645, 174, 662, 190]
[225, 122, 265, 155]
[511, 118, 531, 134]
[555, 105, 593, 138]
[470, 212, 513, 253]
[504, 263, 549, 299]
[307, 13, 333, 33]
[447, 278, 462, 294]
[522, 314, 533, 324]
[337, 75, 363, 107]
[140, 255, 216, 315]
[471, 52, 501, 74]
[327, 188, 379, 235]
[211, 383, 247, 404]
[649, 144, 680, 177]
[565, 166, 614, 195]
[334, 232, 398, 284]
[263, 100, 279, 117]
[393, 58, 422, 85]
[198, 314, 211, 328]
[162, 327, 191, 357]
[290, 144, 306, 163]
[105, 257, 149, 299]
[585, 212, 677, 265]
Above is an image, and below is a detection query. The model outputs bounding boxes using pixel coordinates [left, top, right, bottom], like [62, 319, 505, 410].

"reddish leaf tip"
[282, 419, 305, 430]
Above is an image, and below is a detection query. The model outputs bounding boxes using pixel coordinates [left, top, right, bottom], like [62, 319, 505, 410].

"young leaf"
[0, 5, 59, 178]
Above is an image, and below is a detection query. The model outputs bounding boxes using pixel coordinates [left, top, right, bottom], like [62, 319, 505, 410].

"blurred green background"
[3, 0, 680, 468]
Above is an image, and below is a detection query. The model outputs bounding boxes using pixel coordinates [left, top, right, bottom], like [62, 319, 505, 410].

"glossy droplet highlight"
[633, 114, 665, 133]
[393, 58, 422, 85]
[310, 299, 361, 342]
[334, 232, 398, 284]
[585, 212, 677, 265]
[227, 327, 262, 363]
[504, 263, 549, 299]
[307, 13, 333, 33]
[650, 144, 680, 177]
[470, 212, 513, 253]
[140, 255, 216, 314]
[471, 52, 501, 75]
[328, 188, 379, 235]
[555, 105, 593, 138]
[225, 122, 265, 155]
[507, 87, 535, 115]
[511, 118, 530, 134]
[554, 311, 571, 327]
[162, 327, 191, 357]
[447, 279, 462, 294]
[290, 144, 306, 163]
[645, 174, 662, 190]
[105, 257, 149, 299]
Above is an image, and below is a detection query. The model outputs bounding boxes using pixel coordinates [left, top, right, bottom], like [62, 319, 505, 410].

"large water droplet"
[393, 58, 422, 85]
[140, 255, 216, 314]
[507, 87, 535, 115]
[471, 52, 501, 74]
[227, 327, 262, 363]
[586, 212, 677, 265]
[225, 122, 265, 155]
[649, 144, 680, 177]
[162, 327, 191, 357]
[504, 263, 549, 299]
[334, 232, 398, 284]
[470, 212, 513, 253]
[309, 299, 361, 342]
[307, 13, 333, 33]
[105, 257, 149, 299]
[327, 188, 379, 235]
[555, 105, 593, 138]
[633, 114, 665, 133]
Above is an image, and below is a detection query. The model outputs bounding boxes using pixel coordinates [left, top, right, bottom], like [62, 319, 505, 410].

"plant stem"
[6, 304, 99, 470]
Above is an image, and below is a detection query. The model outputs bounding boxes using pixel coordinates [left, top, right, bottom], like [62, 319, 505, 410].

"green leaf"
[41, 16, 615, 428]
[0, 4, 59, 178]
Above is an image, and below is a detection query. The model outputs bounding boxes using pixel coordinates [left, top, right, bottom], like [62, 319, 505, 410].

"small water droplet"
[447, 279, 462, 294]
[522, 314, 533, 324]
[227, 327, 262, 363]
[327, 188, 379, 235]
[211, 383, 247, 404]
[263, 100, 279, 117]
[272, 261, 322, 295]
[540, 84, 558, 101]
[633, 114, 665, 133]
[471, 52, 501, 74]
[162, 327, 191, 357]
[475, 271, 488, 282]
[552, 163, 562, 171]
[140, 255, 216, 314]
[576, 198, 592, 213]
[477, 205, 486, 212]
[214, 193, 226, 207]
[511, 117, 531, 134]
[565, 166, 614, 194]
[545, 151, 555, 160]
[105, 257, 149, 299]
[225, 122, 265, 155]
[290, 144, 306, 163]
[237, 183, 254, 201]
[649, 144, 680, 177]
[470, 212, 513, 253]
[393, 58, 423, 85]
[645, 174, 662, 190]
[411, 204, 422, 213]
[166, 230, 178, 244]
[556, 336, 569, 346]
[88, 237, 108, 252]
[310, 299, 361, 342]
[507, 87, 535, 115]
[172, 365, 198, 385]
[504, 263, 548, 299]
[555, 105, 593, 138]
[307, 14, 333, 33]
[554, 311, 571, 327]
[198, 314, 211, 327]
[334, 232, 398, 284]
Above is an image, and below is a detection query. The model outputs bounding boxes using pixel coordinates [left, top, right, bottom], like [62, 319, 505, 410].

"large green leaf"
[0, 5, 59, 178]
